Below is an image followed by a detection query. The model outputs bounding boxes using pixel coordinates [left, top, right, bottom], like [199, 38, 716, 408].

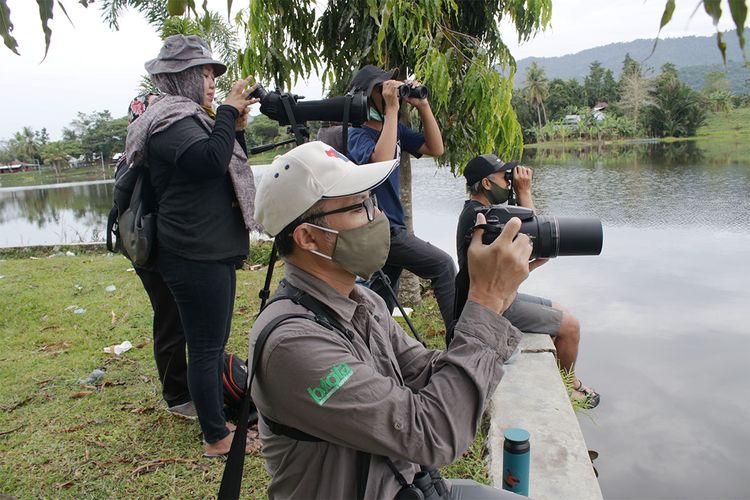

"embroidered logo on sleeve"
[307, 362, 353, 405]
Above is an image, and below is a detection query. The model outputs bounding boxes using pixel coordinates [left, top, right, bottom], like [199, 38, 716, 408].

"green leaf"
[728, 0, 747, 54]
[703, 0, 722, 25]
[658, 0, 675, 31]
[36, 0, 54, 61]
[0, 0, 19, 55]
[56, 1, 75, 27]
[651, 0, 675, 56]
[716, 30, 727, 65]
[227, 0, 233, 19]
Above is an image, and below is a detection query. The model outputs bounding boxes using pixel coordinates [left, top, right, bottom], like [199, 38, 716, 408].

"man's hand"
[466, 213, 532, 315]
[512, 166, 533, 195]
[380, 80, 402, 114]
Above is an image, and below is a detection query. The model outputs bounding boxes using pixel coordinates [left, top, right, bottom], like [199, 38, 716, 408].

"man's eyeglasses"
[304, 195, 378, 223]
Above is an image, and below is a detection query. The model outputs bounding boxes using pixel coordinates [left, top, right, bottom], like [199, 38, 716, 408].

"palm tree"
[524, 62, 549, 128]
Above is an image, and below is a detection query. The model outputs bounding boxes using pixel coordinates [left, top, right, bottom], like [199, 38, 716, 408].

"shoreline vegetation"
[2, 108, 746, 191]
[0, 244, 487, 497]
[524, 107, 749, 150]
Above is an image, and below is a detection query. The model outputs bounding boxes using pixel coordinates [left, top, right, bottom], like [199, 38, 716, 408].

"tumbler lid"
[504, 428, 530, 443]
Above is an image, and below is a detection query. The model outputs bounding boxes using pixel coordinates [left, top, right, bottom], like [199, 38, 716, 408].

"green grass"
[0, 251, 491, 496]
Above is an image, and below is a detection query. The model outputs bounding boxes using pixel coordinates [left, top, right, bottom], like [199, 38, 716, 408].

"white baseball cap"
[254, 141, 397, 236]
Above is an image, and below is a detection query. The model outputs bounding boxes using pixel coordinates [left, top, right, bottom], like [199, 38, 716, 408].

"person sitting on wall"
[454, 153, 600, 409]
[346, 65, 457, 331]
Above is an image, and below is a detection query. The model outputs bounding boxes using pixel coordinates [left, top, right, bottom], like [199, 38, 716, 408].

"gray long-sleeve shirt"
[249, 263, 522, 499]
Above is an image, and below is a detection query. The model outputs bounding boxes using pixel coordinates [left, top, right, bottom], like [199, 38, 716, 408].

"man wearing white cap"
[250, 141, 534, 499]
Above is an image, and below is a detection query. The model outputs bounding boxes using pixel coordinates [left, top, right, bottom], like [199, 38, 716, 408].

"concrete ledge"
[488, 334, 602, 500]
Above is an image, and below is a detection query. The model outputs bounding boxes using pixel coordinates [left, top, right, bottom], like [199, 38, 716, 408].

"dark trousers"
[370, 226, 457, 330]
[134, 267, 190, 407]
[159, 250, 237, 444]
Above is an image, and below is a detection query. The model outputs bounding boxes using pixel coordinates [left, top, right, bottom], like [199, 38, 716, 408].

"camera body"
[247, 83, 268, 100]
[398, 84, 429, 100]
[475, 205, 603, 259]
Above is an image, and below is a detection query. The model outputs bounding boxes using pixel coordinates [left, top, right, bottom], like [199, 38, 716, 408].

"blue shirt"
[347, 123, 425, 228]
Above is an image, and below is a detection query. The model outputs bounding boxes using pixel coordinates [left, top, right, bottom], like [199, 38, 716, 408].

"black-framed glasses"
[304, 195, 378, 223]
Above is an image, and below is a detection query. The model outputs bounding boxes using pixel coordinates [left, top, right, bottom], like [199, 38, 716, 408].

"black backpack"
[106, 156, 158, 268]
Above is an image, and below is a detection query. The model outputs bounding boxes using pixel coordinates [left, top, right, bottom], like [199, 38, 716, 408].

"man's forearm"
[418, 104, 444, 157]
[517, 192, 536, 213]
[370, 114, 400, 162]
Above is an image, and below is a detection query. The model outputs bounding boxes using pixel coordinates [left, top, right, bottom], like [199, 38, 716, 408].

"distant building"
[0, 162, 37, 173]
[592, 101, 608, 121]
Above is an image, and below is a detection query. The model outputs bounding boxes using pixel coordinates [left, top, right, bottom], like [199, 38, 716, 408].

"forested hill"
[515, 30, 748, 92]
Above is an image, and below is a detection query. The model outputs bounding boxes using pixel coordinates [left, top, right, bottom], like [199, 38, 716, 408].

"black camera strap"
[375, 270, 426, 347]
[341, 91, 353, 155]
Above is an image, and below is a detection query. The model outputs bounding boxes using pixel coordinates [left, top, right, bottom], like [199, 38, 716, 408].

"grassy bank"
[0, 250, 487, 498]
[525, 106, 750, 160]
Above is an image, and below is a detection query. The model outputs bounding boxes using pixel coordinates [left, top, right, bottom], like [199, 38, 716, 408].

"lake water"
[1, 142, 749, 499]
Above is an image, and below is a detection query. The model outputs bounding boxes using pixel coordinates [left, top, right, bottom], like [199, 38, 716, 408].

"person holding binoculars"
[347, 65, 457, 332]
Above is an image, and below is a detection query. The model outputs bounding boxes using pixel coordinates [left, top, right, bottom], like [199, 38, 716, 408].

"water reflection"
[0, 181, 114, 246]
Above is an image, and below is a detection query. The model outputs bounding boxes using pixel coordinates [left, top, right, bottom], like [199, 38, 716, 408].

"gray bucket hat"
[145, 35, 227, 77]
[348, 65, 400, 97]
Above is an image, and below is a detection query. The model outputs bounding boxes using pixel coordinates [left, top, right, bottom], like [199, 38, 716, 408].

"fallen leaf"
[132, 458, 202, 476]
[110, 311, 117, 325]
[56, 481, 74, 489]
[37, 341, 70, 352]
[0, 396, 33, 412]
[37, 378, 54, 388]
[84, 437, 107, 448]
[249, 264, 263, 271]
[0, 424, 24, 436]
[71, 391, 94, 399]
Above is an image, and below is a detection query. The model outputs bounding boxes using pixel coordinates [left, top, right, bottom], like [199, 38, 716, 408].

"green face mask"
[485, 179, 511, 205]
[369, 106, 384, 122]
[306, 213, 391, 280]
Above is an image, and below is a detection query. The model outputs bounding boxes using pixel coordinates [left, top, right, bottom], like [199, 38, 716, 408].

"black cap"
[463, 154, 519, 185]
[349, 65, 400, 97]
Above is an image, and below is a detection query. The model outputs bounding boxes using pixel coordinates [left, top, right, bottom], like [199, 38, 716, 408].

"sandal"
[571, 380, 600, 409]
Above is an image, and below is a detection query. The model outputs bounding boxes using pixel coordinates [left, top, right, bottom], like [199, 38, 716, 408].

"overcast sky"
[0, 0, 741, 141]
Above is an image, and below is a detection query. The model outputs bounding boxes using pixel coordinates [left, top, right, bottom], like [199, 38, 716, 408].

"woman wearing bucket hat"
[125, 34, 262, 457]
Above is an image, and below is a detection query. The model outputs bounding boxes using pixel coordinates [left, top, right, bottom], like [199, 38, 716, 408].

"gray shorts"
[503, 293, 562, 336]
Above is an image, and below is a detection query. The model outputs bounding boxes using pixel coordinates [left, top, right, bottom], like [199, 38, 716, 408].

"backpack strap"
[218, 312, 315, 500]
[219, 282, 368, 499]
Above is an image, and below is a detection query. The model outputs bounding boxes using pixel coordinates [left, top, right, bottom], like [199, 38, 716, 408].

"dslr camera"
[475, 205, 603, 259]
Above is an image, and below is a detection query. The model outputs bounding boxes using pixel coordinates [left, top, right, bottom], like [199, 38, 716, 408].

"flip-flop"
[571, 380, 601, 409]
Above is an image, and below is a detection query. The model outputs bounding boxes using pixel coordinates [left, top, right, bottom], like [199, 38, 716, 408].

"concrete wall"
[487, 334, 602, 500]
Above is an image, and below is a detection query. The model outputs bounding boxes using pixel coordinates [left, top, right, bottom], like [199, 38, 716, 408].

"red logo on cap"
[325, 148, 349, 162]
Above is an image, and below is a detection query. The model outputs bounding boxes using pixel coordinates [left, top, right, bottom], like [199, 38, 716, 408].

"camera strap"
[340, 91, 353, 155]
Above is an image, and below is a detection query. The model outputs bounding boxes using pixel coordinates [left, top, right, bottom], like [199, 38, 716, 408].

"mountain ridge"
[513, 30, 748, 92]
